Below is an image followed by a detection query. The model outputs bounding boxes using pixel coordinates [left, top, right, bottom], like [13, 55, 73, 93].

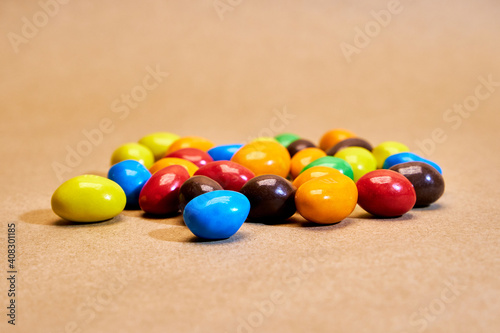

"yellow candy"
[149, 157, 199, 176]
[166, 136, 215, 154]
[334, 147, 377, 182]
[250, 137, 279, 143]
[372, 141, 410, 168]
[138, 132, 180, 161]
[111, 143, 155, 169]
[51, 175, 126, 222]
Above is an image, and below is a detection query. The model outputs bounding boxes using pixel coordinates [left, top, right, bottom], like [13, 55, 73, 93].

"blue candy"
[108, 160, 151, 209]
[183, 190, 250, 240]
[382, 152, 442, 174]
[207, 144, 243, 161]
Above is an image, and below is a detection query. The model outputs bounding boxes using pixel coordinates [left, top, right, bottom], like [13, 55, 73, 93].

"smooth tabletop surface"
[1, 1, 499, 332]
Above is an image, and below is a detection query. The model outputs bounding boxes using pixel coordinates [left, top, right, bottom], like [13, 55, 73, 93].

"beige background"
[1, 0, 500, 332]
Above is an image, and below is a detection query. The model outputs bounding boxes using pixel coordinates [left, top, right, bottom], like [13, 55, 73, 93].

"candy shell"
[319, 128, 356, 151]
[275, 133, 301, 148]
[287, 139, 316, 157]
[334, 147, 377, 182]
[107, 160, 151, 209]
[372, 141, 410, 169]
[290, 147, 327, 179]
[178, 176, 223, 211]
[207, 144, 243, 161]
[231, 141, 291, 178]
[382, 152, 442, 174]
[165, 148, 213, 168]
[149, 157, 199, 176]
[292, 166, 341, 189]
[194, 161, 255, 191]
[301, 156, 354, 180]
[326, 137, 373, 156]
[166, 136, 215, 154]
[111, 143, 155, 169]
[138, 132, 180, 161]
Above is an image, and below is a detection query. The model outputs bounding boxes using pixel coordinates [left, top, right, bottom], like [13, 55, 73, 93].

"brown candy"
[326, 137, 373, 156]
[178, 176, 223, 211]
[287, 139, 316, 157]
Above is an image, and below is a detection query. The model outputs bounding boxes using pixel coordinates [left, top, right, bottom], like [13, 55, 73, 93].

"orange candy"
[165, 136, 215, 155]
[319, 128, 356, 151]
[231, 141, 291, 178]
[295, 173, 358, 224]
[149, 157, 199, 176]
[292, 166, 341, 189]
[290, 148, 326, 179]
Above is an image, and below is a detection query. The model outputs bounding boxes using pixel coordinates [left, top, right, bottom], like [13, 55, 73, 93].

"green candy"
[275, 133, 301, 148]
[301, 156, 354, 180]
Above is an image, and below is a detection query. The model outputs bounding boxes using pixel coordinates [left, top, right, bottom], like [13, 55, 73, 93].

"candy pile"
[51, 129, 445, 239]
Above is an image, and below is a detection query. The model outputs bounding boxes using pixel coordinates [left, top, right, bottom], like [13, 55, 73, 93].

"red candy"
[164, 148, 213, 168]
[139, 165, 190, 215]
[194, 161, 255, 191]
[356, 169, 416, 217]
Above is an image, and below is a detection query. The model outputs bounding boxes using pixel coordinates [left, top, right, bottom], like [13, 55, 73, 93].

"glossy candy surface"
[138, 132, 180, 161]
[240, 175, 296, 222]
[372, 141, 410, 169]
[139, 165, 190, 215]
[183, 190, 250, 240]
[301, 156, 354, 180]
[231, 141, 291, 178]
[292, 166, 341, 189]
[389, 162, 445, 207]
[111, 143, 155, 169]
[275, 133, 301, 147]
[326, 137, 373, 156]
[178, 176, 223, 211]
[287, 139, 316, 157]
[319, 128, 356, 151]
[334, 147, 377, 182]
[51, 175, 126, 222]
[149, 157, 199, 176]
[290, 148, 327, 179]
[166, 136, 215, 154]
[194, 161, 255, 191]
[165, 148, 213, 168]
[356, 170, 416, 217]
[107, 160, 151, 209]
[382, 152, 442, 174]
[295, 174, 358, 224]
[207, 144, 243, 161]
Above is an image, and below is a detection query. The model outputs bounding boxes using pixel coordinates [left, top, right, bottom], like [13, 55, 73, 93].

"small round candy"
[334, 147, 377, 182]
[301, 156, 354, 180]
[139, 165, 190, 215]
[382, 152, 442, 174]
[107, 160, 151, 209]
[319, 128, 356, 151]
[275, 133, 301, 148]
[194, 161, 255, 191]
[138, 132, 180, 161]
[290, 148, 327, 179]
[111, 143, 155, 169]
[149, 157, 199, 176]
[166, 136, 215, 154]
[295, 174, 358, 224]
[240, 175, 296, 222]
[165, 148, 213, 168]
[231, 141, 291, 178]
[178, 176, 223, 211]
[292, 166, 341, 189]
[207, 144, 243, 161]
[183, 190, 250, 240]
[287, 139, 316, 157]
[372, 141, 410, 169]
[326, 137, 373, 156]
[51, 175, 126, 222]
[356, 170, 416, 217]
[389, 162, 445, 207]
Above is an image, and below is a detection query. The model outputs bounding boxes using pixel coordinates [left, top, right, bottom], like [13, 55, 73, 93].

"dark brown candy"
[287, 139, 316, 157]
[326, 137, 373, 156]
[178, 176, 223, 211]
[389, 161, 445, 207]
[239, 174, 296, 222]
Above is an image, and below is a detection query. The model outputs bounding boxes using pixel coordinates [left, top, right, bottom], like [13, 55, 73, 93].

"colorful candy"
[107, 160, 151, 209]
[207, 144, 243, 161]
[139, 165, 190, 215]
[389, 162, 445, 207]
[178, 176, 223, 211]
[166, 136, 215, 154]
[51, 175, 126, 222]
[334, 147, 377, 182]
[165, 148, 213, 168]
[240, 175, 296, 222]
[194, 161, 255, 191]
[382, 152, 442, 174]
[301, 156, 354, 180]
[138, 132, 180, 161]
[371, 141, 410, 169]
[183, 190, 250, 240]
[290, 148, 327, 179]
[295, 173, 358, 224]
[110, 143, 155, 169]
[356, 170, 416, 217]
[275, 133, 301, 148]
[231, 141, 291, 178]
[149, 157, 199, 176]
[326, 137, 373, 156]
[319, 128, 356, 151]
[287, 139, 316, 157]
[292, 166, 341, 189]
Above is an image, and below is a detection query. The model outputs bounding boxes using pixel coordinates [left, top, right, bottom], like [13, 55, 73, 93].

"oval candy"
[194, 161, 255, 191]
[334, 147, 377, 182]
[165, 148, 213, 168]
[111, 143, 155, 169]
[382, 152, 442, 174]
[138, 132, 180, 161]
[178, 176, 223, 212]
[207, 144, 243, 161]
[301, 156, 354, 180]
[231, 141, 291, 178]
[287, 139, 316, 157]
[149, 157, 199, 176]
[326, 137, 373, 156]
[107, 160, 151, 209]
